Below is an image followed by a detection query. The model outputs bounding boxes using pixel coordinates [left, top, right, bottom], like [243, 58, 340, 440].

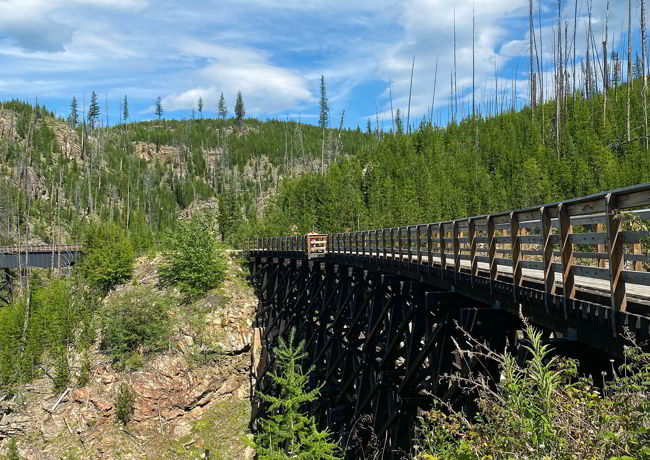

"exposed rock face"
[0, 253, 256, 459]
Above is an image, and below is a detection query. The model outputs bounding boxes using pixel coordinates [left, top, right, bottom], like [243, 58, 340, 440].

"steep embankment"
[0, 253, 256, 459]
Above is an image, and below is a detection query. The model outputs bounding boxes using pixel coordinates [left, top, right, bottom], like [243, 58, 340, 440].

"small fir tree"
[253, 329, 339, 459]
[235, 91, 245, 124]
[395, 108, 404, 134]
[155, 97, 163, 152]
[70, 97, 78, 128]
[87, 91, 100, 131]
[122, 95, 129, 122]
[218, 92, 228, 119]
[197, 97, 204, 119]
[115, 382, 135, 426]
[319, 75, 329, 130]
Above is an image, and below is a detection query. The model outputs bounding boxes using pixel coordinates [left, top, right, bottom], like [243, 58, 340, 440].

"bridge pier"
[250, 257, 524, 458]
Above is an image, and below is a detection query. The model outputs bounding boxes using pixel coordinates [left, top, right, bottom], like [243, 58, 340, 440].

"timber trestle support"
[250, 257, 522, 458]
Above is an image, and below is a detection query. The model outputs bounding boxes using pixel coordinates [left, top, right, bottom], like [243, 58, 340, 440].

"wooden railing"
[0, 244, 83, 254]
[248, 183, 650, 322]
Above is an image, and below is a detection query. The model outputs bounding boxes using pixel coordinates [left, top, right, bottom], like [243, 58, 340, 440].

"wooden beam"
[487, 215, 497, 292]
[438, 223, 446, 276]
[633, 241, 643, 271]
[606, 193, 627, 332]
[427, 224, 433, 268]
[596, 223, 608, 268]
[398, 227, 403, 264]
[540, 206, 554, 311]
[407, 227, 413, 264]
[390, 228, 395, 260]
[558, 202, 576, 314]
[453, 220, 460, 282]
[510, 212, 523, 302]
[469, 218, 478, 283]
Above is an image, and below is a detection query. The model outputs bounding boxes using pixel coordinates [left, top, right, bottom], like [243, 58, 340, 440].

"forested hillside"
[252, 79, 650, 237]
[0, 98, 372, 250]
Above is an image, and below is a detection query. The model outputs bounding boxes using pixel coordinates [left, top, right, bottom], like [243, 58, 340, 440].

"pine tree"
[87, 91, 100, 131]
[154, 97, 163, 153]
[197, 97, 204, 119]
[366, 118, 372, 134]
[155, 97, 163, 120]
[122, 95, 129, 123]
[395, 108, 404, 134]
[218, 92, 228, 119]
[235, 91, 245, 124]
[253, 329, 339, 459]
[319, 75, 329, 130]
[70, 97, 78, 128]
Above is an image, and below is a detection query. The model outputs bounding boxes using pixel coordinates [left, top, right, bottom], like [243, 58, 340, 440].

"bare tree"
[628, 0, 632, 142]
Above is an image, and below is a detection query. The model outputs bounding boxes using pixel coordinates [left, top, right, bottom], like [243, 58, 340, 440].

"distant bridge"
[0, 244, 83, 269]
[247, 183, 650, 458]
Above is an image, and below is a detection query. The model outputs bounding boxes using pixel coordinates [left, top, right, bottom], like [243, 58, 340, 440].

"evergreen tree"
[366, 118, 372, 134]
[122, 95, 129, 123]
[634, 52, 643, 80]
[4, 438, 19, 460]
[395, 108, 404, 134]
[155, 97, 163, 120]
[155, 97, 163, 152]
[235, 91, 245, 124]
[319, 75, 329, 130]
[87, 91, 100, 131]
[218, 92, 228, 119]
[253, 329, 339, 459]
[197, 97, 204, 119]
[70, 97, 78, 128]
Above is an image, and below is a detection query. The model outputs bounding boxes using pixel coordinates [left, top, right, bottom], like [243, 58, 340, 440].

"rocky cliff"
[0, 254, 256, 459]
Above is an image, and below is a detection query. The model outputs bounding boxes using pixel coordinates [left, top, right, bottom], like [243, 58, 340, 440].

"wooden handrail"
[248, 183, 650, 328]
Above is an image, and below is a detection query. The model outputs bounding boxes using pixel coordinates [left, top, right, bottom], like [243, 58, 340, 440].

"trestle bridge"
[247, 183, 650, 458]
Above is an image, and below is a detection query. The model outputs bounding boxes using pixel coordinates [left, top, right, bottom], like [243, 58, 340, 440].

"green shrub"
[80, 222, 135, 293]
[414, 324, 650, 460]
[159, 214, 226, 300]
[115, 382, 135, 426]
[99, 286, 173, 366]
[4, 438, 20, 460]
[52, 350, 69, 394]
[77, 352, 91, 387]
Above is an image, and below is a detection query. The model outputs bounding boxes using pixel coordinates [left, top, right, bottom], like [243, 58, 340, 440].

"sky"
[0, 0, 645, 129]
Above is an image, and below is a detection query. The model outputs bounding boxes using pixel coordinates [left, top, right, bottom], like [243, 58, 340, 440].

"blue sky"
[0, 0, 643, 129]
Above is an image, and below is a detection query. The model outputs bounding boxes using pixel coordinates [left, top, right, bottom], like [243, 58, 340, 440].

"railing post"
[487, 216, 496, 292]
[407, 227, 413, 265]
[397, 227, 403, 265]
[427, 224, 433, 268]
[596, 223, 608, 268]
[361, 231, 366, 258]
[452, 220, 460, 282]
[355, 232, 360, 256]
[558, 202, 575, 315]
[606, 193, 627, 333]
[469, 218, 477, 284]
[540, 206, 554, 311]
[438, 223, 446, 277]
[382, 229, 387, 259]
[375, 230, 379, 259]
[416, 226, 422, 266]
[390, 228, 395, 261]
[510, 212, 523, 302]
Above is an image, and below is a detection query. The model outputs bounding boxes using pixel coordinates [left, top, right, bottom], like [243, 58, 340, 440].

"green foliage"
[99, 286, 173, 367]
[114, 382, 135, 426]
[52, 350, 69, 394]
[80, 222, 135, 293]
[414, 325, 650, 460]
[3, 438, 20, 460]
[253, 329, 339, 459]
[77, 352, 91, 387]
[159, 214, 226, 299]
[0, 277, 94, 390]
